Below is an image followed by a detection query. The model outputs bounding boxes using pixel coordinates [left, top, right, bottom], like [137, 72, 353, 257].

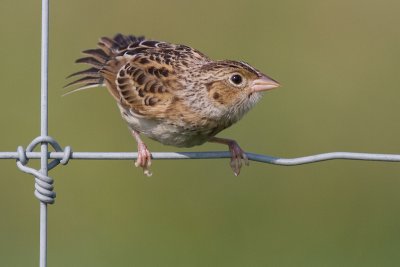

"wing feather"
[115, 56, 182, 118]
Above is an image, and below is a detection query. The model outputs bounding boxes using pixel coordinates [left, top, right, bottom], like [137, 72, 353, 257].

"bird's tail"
[64, 34, 144, 95]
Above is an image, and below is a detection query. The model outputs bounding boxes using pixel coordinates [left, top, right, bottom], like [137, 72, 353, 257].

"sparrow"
[66, 34, 279, 176]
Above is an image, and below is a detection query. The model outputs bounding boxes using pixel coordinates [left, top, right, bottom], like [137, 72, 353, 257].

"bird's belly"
[122, 111, 211, 147]
[148, 123, 210, 147]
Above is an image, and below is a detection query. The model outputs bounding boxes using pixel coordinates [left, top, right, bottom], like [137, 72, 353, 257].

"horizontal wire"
[2, 151, 400, 166]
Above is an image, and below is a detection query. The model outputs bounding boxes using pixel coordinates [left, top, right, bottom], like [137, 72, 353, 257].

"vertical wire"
[40, 0, 49, 266]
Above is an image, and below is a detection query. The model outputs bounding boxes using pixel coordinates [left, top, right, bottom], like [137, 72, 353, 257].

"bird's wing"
[66, 34, 210, 119]
[106, 54, 184, 119]
[99, 36, 210, 119]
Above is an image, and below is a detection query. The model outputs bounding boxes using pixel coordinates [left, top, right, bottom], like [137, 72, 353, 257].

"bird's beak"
[251, 75, 280, 93]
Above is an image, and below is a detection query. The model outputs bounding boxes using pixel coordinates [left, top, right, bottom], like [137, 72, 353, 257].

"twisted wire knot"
[16, 136, 72, 204]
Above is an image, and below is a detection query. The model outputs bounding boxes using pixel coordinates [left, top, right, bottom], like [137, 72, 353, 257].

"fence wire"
[1, 0, 400, 266]
[2, 150, 400, 165]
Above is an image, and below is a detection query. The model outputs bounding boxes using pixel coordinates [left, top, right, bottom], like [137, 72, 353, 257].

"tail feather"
[75, 57, 104, 67]
[62, 83, 102, 96]
[98, 37, 115, 49]
[64, 76, 102, 88]
[64, 33, 144, 94]
[82, 49, 109, 61]
[66, 67, 101, 79]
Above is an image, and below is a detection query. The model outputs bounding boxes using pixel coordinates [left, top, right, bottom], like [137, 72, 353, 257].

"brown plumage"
[66, 33, 280, 176]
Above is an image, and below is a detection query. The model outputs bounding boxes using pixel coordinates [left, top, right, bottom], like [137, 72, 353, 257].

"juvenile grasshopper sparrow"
[66, 34, 279, 176]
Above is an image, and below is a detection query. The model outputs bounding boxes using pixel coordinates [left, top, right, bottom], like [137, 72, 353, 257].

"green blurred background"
[1, 0, 400, 266]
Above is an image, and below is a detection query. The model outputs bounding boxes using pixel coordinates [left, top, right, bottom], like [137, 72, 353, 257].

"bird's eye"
[230, 74, 243, 85]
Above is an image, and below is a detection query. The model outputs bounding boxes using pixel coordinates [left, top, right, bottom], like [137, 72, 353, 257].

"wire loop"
[16, 136, 72, 204]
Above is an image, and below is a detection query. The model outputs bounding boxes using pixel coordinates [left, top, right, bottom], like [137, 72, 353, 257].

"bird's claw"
[228, 141, 249, 176]
[135, 142, 152, 177]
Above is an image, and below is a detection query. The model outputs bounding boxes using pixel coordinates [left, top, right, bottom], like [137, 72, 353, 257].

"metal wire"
[5, 150, 400, 164]
[15, 136, 71, 204]
[40, 0, 49, 266]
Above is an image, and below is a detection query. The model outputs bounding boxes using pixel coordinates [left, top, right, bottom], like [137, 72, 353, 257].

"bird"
[65, 33, 279, 176]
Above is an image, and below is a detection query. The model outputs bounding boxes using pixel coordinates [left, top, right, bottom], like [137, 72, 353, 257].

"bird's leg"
[131, 130, 152, 177]
[208, 137, 249, 176]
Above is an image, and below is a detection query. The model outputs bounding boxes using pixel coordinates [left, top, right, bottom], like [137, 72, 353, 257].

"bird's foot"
[131, 130, 152, 176]
[227, 140, 249, 176]
[135, 142, 152, 177]
[209, 137, 249, 176]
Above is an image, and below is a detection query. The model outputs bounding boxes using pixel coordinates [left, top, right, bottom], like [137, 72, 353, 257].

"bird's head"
[198, 60, 280, 121]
